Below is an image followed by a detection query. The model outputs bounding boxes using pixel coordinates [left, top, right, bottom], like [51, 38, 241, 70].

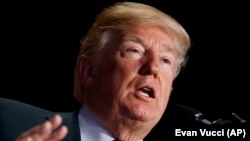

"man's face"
[86, 25, 176, 126]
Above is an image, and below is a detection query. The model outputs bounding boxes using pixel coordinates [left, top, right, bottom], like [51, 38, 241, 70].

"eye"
[162, 58, 170, 64]
[123, 47, 143, 60]
[126, 48, 141, 54]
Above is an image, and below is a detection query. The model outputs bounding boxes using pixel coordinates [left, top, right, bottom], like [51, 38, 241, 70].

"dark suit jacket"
[0, 98, 81, 141]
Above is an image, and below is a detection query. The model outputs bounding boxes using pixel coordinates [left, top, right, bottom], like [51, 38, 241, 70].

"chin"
[131, 112, 154, 122]
[122, 104, 158, 122]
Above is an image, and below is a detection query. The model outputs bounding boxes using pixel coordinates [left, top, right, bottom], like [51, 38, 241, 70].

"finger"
[16, 121, 52, 141]
[16, 114, 63, 141]
[48, 114, 63, 129]
[47, 125, 68, 141]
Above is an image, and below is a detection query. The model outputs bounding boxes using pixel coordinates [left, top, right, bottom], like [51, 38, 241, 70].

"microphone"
[174, 104, 212, 125]
[174, 104, 247, 126]
[231, 112, 247, 124]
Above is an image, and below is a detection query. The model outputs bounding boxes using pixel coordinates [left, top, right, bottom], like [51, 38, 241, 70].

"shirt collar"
[78, 105, 143, 141]
[78, 105, 115, 141]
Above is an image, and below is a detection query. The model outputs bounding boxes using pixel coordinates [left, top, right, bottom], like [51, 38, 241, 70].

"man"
[0, 1, 190, 141]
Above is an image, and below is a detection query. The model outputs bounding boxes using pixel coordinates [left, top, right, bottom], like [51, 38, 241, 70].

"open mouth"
[138, 86, 155, 98]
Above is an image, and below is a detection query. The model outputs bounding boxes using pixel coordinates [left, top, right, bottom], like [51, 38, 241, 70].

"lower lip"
[134, 91, 154, 101]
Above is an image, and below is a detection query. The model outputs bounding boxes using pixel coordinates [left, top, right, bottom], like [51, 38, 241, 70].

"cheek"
[113, 56, 140, 79]
[162, 81, 172, 96]
[159, 77, 173, 105]
[112, 62, 136, 89]
[95, 57, 135, 91]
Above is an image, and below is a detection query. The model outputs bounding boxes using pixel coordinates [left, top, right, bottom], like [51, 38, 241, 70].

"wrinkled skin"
[83, 25, 177, 140]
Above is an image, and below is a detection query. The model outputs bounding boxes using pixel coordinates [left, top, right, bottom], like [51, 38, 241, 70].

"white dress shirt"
[78, 105, 115, 141]
[78, 105, 143, 141]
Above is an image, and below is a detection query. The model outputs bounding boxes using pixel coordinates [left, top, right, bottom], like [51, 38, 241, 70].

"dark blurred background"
[1, 0, 249, 140]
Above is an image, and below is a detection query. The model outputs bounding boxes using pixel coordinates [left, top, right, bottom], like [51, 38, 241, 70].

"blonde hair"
[74, 2, 191, 104]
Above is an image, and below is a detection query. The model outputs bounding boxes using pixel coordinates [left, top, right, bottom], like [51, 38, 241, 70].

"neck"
[111, 123, 149, 141]
[102, 112, 155, 141]
[84, 92, 156, 141]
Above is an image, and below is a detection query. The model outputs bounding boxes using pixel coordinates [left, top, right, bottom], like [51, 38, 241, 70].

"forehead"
[121, 25, 175, 51]
[97, 25, 175, 54]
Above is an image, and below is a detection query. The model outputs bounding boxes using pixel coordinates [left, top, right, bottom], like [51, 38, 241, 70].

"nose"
[139, 55, 160, 78]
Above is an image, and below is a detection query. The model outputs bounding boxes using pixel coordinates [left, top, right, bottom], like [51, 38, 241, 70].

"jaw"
[107, 108, 159, 141]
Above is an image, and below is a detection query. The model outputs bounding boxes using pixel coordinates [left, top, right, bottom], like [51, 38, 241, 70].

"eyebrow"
[123, 35, 175, 53]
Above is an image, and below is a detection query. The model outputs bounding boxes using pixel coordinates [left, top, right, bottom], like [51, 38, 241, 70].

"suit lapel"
[60, 111, 81, 141]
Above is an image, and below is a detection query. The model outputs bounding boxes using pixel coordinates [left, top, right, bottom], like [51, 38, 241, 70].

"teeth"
[140, 92, 150, 97]
[139, 87, 152, 97]
[142, 87, 151, 91]
[142, 88, 152, 93]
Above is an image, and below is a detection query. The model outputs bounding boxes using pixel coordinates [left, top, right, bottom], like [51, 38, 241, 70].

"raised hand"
[16, 115, 68, 141]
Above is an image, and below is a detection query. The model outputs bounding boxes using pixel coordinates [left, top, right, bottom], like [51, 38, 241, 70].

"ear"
[79, 58, 94, 87]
